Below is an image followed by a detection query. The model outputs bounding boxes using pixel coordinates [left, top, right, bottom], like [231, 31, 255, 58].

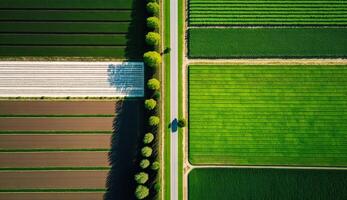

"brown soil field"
[0, 134, 111, 149]
[0, 192, 104, 200]
[0, 171, 108, 189]
[0, 152, 110, 168]
[0, 101, 116, 115]
[0, 117, 113, 131]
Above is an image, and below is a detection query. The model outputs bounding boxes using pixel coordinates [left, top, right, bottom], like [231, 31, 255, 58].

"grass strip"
[0, 115, 114, 118]
[0, 148, 109, 152]
[0, 188, 107, 193]
[0, 131, 112, 134]
[0, 167, 111, 171]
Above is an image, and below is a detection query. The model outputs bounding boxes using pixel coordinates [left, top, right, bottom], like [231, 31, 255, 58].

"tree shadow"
[104, 99, 144, 200]
[124, 0, 146, 60]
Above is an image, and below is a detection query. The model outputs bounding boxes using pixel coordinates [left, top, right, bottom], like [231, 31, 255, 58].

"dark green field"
[189, 168, 347, 200]
[188, 28, 347, 58]
[0, 0, 145, 58]
[189, 65, 347, 166]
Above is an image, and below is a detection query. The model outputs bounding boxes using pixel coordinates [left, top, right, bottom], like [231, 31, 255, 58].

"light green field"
[189, 65, 347, 166]
[189, 168, 347, 200]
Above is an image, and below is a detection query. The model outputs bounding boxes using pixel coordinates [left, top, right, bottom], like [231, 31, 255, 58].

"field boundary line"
[188, 58, 347, 65]
[189, 164, 347, 170]
[188, 26, 347, 29]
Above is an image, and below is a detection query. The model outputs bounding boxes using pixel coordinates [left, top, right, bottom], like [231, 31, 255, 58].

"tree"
[134, 172, 149, 184]
[151, 161, 160, 170]
[146, 32, 161, 47]
[147, 17, 160, 30]
[153, 91, 160, 100]
[135, 185, 149, 199]
[145, 99, 157, 110]
[147, 78, 160, 90]
[154, 182, 161, 192]
[143, 51, 161, 68]
[143, 132, 154, 144]
[141, 146, 153, 157]
[178, 118, 187, 128]
[140, 159, 150, 169]
[149, 116, 160, 126]
[146, 2, 160, 16]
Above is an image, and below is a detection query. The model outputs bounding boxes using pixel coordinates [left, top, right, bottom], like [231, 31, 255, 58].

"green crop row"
[0, 34, 127, 46]
[0, 0, 133, 9]
[0, 10, 132, 21]
[188, 28, 347, 58]
[188, 65, 347, 166]
[0, 22, 130, 33]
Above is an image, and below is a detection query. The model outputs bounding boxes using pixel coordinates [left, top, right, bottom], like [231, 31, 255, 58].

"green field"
[189, 65, 347, 166]
[188, 28, 347, 58]
[189, 168, 347, 200]
[189, 0, 347, 26]
[0, 0, 144, 58]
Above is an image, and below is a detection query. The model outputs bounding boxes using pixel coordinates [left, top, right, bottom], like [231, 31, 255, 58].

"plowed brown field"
[0, 152, 110, 168]
[0, 134, 111, 149]
[0, 192, 104, 200]
[0, 101, 115, 115]
[0, 171, 108, 189]
[0, 117, 113, 131]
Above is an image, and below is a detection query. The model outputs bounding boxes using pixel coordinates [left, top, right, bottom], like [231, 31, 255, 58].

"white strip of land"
[0, 61, 144, 97]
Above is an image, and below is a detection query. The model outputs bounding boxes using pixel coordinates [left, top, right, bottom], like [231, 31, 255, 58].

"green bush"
[140, 159, 150, 169]
[141, 146, 153, 157]
[154, 182, 161, 192]
[146, 32, 161, 47]
[134, 172, 149, 184]
[145, 99, 157, 110]
[153, 91, 160, 99]
[147, 17, 160, 30]
[147, 2, 160, 16]
[149, 116, 160, 126]
[147, 78, 160, 90]
[135, 185, 149, 199]
[144, 51, 161, 68]
[178, 118, 187, 128]
[143, 132, 155, 144]
[151, 161, 160, 170]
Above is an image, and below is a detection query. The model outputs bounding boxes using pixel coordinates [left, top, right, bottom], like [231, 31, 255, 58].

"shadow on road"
[104, 99, 144, 200]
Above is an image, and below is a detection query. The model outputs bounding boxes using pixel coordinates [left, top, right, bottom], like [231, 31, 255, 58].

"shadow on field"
[104, 99, 144, 200]
[124, 0, 145, 60]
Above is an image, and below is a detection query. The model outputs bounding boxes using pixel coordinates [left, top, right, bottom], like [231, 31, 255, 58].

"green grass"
[189, 168, 347, 200]
[0, 0, 144, 58]
[189, 65, 347, 166]
[188, 27, 347, 58]
[189, 0, 347, 26]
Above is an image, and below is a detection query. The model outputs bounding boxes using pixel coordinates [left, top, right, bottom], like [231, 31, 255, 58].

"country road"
[170, 0, 179, 198]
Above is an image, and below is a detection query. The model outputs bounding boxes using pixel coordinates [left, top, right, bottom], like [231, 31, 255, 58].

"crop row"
[0, 0, 133, 9]
[0, 10, 132, 21]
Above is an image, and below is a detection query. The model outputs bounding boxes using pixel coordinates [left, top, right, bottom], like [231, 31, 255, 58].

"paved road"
[0, 61, 144, 97]
[170, 0, 179, 197]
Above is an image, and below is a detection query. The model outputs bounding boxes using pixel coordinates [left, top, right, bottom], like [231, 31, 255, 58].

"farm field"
[189, 168, 347, 200]
[189, 65, 347, 166]
[188, 27, 347, 58]
[0, 0, 144, 58]
[0, 100, 144, 199]
[189, 0, 347, 26]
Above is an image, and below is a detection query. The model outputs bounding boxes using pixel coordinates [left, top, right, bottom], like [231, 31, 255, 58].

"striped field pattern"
[189, 0, 347, 26]
[188, 65, 347, 166]
[0, 0, 144, 58]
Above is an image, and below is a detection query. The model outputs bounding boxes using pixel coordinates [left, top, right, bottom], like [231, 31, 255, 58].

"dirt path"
[0, 101, 116, 115]
[0, 152, 110, 167]
[0, 117, 113, 131]
[0, 192, 104, 200]
[0, 134, 111, 149]
[0, 170, 108, 189]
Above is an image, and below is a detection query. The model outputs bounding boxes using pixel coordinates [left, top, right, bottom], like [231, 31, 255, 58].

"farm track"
[0, 62, 144, 97]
